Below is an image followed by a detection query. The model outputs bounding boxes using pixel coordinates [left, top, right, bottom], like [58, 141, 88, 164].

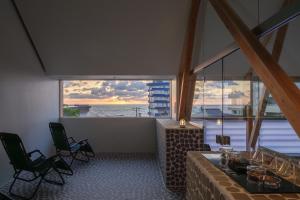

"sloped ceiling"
[13, 0, 300, 78]
[14, 0, 191, 77]
[193, 0, 300, 79]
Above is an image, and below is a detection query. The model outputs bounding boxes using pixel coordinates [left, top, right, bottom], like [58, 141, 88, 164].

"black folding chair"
[49, 122, 95, 167]
[0, 132, 65, 200]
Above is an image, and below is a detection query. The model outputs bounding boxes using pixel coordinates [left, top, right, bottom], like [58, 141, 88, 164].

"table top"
[187, 151, 300, 200]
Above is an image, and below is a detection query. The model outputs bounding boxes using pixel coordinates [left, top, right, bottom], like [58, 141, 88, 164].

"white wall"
[0, 0, 59, 186]
[60, 118, 157, 153]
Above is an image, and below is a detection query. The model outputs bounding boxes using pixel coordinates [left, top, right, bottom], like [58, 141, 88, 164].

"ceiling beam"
[249, 24, 289, 148]
[209, 0, 300, 138]
[193, 0, 300, 74]
[177, 0, 200, 120]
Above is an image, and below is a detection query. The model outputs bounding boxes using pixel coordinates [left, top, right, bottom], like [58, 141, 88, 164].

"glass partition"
[191, 47, 300, 154]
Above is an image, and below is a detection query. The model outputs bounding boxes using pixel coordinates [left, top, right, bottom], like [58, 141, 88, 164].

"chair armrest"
[68, 137, 76, 143]
[28, 150, 45, 158]
[78, 139, 88, 145]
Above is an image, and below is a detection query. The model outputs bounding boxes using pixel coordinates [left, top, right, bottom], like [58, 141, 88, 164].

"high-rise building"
[147, 81, 170, 117]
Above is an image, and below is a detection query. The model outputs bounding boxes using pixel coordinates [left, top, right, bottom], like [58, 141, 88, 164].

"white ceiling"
[15, 0, 191, 77]
[14, 0, 300, 79]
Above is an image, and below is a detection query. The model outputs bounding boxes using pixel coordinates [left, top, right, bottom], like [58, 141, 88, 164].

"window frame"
[59, 79, 173, 119]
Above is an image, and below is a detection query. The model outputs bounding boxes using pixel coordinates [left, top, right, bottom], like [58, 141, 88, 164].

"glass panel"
[252, 73, 300, 154]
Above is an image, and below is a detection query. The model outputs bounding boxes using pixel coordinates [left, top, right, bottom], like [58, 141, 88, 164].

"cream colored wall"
[0, 0, 59, 185]
[60, 118, 157, 153]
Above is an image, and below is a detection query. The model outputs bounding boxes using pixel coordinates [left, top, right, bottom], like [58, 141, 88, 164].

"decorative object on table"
[216, 135, 231, 145]
[201, 152, 300, 194]
[251, 147, 298, 182]
[219, 145, 233, 168]
[0, 132, 65, 200]
[228, 151, 249, 174]
[263, 175, 281, 189]
[179, 118, 186, 128]
[247, 165, 266, 183]
[49, 122, 95, 167]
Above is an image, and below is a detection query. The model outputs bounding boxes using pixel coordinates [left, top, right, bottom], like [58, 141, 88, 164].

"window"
[191, 80, 250, 151]
[62, 80, 171, 118]
[192, 80, 250, 118]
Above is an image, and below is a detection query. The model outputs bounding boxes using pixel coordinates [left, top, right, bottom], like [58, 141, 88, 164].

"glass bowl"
[263, 175, 281, 189]
[247, 165, 266, 183]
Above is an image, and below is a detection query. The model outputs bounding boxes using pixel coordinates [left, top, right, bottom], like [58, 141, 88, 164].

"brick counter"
[186, 151, 300, 200]
[156, 119, 203, 192]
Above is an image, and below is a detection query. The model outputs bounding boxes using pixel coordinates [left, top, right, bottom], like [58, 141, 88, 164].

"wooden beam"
[186, 73, 197, 121]
[177, 0, 200, 120]
[209, 0, 300, 139]
[246, 104, 253, 151]
[249, 24, 289, 148]
[244, 34, 274, 79]
[245, 1, 290, 148]
[193, 0, 300, 74]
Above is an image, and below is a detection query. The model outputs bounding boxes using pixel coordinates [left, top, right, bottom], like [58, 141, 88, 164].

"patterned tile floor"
[0, 154, 183, 200]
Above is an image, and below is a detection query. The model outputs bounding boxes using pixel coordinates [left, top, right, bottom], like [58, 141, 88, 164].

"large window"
[62, 80, 171, 118]
[192, 80, 250, 118]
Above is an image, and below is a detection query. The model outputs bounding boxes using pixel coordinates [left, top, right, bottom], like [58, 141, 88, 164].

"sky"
[63, 80, 250, 105]
[64, 80, 151, 105]
[193, 80, 250, 105]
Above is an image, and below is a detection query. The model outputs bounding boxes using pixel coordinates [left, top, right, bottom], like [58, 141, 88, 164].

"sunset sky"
[63, 80, 250, 105]
[63, 80, 151, 105]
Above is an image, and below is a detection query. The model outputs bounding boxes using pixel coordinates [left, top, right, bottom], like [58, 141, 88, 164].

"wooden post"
[186, 73, 197, 121]
[245, 72, 253, 151]
[177, 0, 201, 120]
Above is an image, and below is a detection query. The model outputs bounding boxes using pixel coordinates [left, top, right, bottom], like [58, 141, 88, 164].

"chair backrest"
[49, 122, 70, 151]
[0, 132, 30, 170]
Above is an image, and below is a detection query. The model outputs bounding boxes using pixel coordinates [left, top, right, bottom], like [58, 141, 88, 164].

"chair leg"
[54, 157, 73, 176]
[43, 168, 65, 186]
[9, 172, 43, 200]
[69, 152, 78, 167]
[80, 151, 90, 162]
[72, 151, 89, 163]
[81, 143, 95, 158]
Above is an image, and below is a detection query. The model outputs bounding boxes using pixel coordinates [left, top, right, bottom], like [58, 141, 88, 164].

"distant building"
[147, 81, 170, 117]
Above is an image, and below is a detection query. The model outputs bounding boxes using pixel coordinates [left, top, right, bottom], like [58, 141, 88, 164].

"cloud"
[228, 91, 246, 99]
[226, 81, 239, 86]
[65, 80, 150, 102]
[205, 81, 222, 89]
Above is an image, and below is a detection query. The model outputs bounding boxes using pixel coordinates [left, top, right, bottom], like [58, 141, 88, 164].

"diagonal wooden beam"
[244, 34, 272, 151]
[193, 0, 300, 74]
[245, 1, 290, 149]
[177, 0, 200, 120]
[244, 34, 274, 79]
[249, 24, 289, 148]
[209, 0, 300, 138]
